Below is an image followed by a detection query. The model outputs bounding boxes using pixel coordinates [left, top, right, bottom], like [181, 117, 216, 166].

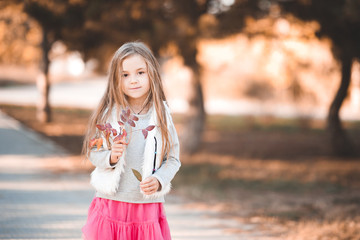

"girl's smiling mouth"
[130, 87, 141, 90]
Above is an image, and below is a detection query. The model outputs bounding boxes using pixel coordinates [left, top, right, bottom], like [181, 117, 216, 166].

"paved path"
[0, 110, 241, 239]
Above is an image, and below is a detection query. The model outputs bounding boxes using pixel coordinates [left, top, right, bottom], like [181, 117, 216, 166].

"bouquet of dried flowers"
[89, 108, 155, 181]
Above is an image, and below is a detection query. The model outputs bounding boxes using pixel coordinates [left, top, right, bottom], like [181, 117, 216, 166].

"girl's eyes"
[122, 71, 146, 78]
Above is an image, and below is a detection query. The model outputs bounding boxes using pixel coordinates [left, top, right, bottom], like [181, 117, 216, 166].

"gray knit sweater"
[89, 107, 181, 203]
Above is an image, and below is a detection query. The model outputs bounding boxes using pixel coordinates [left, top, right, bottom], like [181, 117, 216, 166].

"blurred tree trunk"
[327, 55, 355, 156]
[36, 28, 51, 123]
[181, 47, 206, 154]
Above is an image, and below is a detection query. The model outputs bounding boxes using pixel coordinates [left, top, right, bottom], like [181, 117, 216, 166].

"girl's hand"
[110, 140, 126, 165]
[140, 177, 160, 195]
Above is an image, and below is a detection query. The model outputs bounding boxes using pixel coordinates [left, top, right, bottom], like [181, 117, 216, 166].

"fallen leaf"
[132, 169, 142, 182]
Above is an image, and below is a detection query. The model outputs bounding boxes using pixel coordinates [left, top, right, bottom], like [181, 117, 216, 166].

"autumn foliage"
[89, 108, 155, 151]
[89, 108, 155, 181]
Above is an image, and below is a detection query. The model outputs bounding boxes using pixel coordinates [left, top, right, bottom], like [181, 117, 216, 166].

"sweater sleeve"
[87, 107, 115, 169]
[152, 118, 181, 188]
[89, 149, 113, 169]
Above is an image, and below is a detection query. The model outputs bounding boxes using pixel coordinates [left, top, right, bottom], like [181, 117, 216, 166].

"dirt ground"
[1, 104, 360, 239]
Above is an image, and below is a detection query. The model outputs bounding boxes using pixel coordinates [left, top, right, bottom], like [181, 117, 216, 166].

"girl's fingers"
[113, 141, 127, 150]
[112, 148, 124, 153]
[140, 179, 152, 187]
[142, 187, 156, 194]
[141, 178, 149, 183]
[113, 153, 122, 158]
[111, 151, 123, 159]
[140, 177, 159, 194]
[112, 148, 123, 153]
[141, 184, 154, 190]
[111, 145, 124, 155]
[112, 144, 125, 150]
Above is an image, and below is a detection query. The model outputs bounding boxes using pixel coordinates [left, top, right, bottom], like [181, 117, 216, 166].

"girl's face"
[121, 54, 151, 105]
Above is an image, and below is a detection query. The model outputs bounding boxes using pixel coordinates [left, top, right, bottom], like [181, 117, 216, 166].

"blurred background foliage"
[0, 0, 360, 156]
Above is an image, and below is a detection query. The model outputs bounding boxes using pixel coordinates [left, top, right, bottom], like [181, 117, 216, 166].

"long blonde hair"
[82, 42, 171, 165]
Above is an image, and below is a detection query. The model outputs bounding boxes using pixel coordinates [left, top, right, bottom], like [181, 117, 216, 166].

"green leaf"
[132, 169, 142, 182]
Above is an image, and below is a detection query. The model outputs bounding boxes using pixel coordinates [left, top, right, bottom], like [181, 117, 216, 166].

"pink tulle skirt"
[82, 197, 171, 240]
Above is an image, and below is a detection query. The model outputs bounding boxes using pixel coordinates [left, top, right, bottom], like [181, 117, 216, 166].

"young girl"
[81, 42, 180, 240]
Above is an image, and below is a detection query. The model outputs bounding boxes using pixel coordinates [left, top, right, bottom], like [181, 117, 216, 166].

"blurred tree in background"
[272, 0, 360, 156]
[1, 0, 86, 122]
[24, 0, 86, 123]
[0, 2, 40, 65]
[214, 0, 360, 156]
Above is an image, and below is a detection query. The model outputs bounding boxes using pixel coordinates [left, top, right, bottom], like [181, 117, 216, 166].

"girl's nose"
[130, 75, 139, 84]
